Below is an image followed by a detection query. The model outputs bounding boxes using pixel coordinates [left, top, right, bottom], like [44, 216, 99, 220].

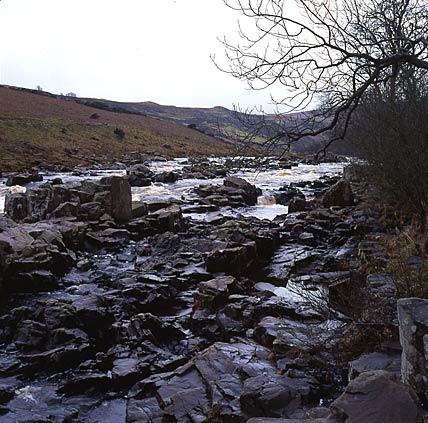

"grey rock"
[288, 197, 309, 213]
[330, 370, 418, 423]
[100, 175, 132, 221]
[240, 374, 314, 418]
[322, 180, 354, 208]
[128, 164, 153, 187]
[127, 339, 281, 422]
[132, 201, 148, 219]
[349, 352, 401, 380]
[275, 186, 305, 206]
[51, 201, 78, 218]
[398, 297, 428, 403]
[27, 185, 51, 220]
[4, 193, 28, 221]
[126, 397, 164, 423]
[205, 243, 257, 276]
[112, 358, 149, 389]
[223, 176, 261, 206]
[6, 172, 43, 187]
[79, 201, 104, 221]
[153, 171, 179, 183]
[196, 276, 237, 311]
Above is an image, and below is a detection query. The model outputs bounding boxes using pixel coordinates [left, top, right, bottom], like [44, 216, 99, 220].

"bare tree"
[218, 0, 428, 157]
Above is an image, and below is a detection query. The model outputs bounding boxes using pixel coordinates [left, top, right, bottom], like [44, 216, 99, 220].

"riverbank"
[0, 158, 424, 422]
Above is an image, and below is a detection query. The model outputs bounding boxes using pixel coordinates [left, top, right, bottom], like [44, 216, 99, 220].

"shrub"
[114, 127, 125, 140]
[346, 71, 428, 221]
[384, 224, 428, 299]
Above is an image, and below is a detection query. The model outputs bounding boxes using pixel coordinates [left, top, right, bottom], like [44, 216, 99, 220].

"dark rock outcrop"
[127, 164, 153, 187]
[275, 185, 305, 206]
[330, 370, 418, 423]
[322, 180, 354, 208]
[195, 176, 262, 208]
[5, 176, 132, 223]
[6, 171, 43, 186]
[288, 197, 309, 213]
[4, 192, 28, 221]
[153, 171, 180, 183]
[398, 297, 428, 405]
[126, 340, 315, 422]
[224, 176, 261, 206]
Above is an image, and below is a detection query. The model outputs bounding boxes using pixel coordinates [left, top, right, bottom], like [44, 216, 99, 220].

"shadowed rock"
[330, 370, 418, 423]
[322, 180, 354, 208]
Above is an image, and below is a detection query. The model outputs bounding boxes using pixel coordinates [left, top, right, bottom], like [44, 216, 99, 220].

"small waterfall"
[259, 195, 277, 206]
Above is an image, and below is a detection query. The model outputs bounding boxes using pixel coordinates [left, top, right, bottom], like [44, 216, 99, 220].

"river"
[0, 158, 345, 219]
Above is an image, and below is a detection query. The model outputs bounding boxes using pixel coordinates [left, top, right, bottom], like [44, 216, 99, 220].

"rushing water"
[0, 158, 345, 219]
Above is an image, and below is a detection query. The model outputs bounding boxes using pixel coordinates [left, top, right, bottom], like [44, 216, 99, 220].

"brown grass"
[0, 86, 234, 171]
[383, 223, 428, 299]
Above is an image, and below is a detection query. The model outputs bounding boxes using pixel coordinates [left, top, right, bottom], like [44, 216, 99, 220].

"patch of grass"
[383, 224, 428, 299]
[0, 115, 233, 171]
[0, 86, 235, 171]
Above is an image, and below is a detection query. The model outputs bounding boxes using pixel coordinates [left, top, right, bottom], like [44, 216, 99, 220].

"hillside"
[0, 86, 234, 172]
[78, 99, 243, 138]
[77, 98, 341, 154]
[78, 98, 297, 141]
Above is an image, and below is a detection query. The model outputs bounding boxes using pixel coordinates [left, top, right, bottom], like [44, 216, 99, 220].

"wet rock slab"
[330, 370, 418, 423]
[127, 339, 317, 422]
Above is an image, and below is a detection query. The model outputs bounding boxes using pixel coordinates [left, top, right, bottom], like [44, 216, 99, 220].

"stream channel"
[0, 157, 351, 423]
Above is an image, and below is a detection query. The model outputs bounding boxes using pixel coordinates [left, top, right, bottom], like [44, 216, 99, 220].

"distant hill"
[76, 98, 344, 155]
[77, 98, 258, 140]
[0, 85, 235, 172]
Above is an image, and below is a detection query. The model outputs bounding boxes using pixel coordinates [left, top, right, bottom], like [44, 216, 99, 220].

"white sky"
[0, 0, 278, 111]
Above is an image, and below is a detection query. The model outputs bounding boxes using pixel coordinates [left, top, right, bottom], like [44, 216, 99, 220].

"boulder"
[254, 316, 339, 353]
[26, 185, 51, 220]
[322, 180, 354, 208]
[149, 205, 183, 232]
[51, 202, 78, 218]
[51, 177, 63, 185]
[153, 171, 180, 183]
[224, 176, 261, 206]
[330, 370, 418, 423]
[132, 201, 148, 219]
[100, 176, 132, 221]
[349, 352, 401, 380]
[46, 185, 71, 213]
[288, 197, 309, 213]
[111, 358, 149, 389]
[205, 243, 257, 276]
[275, 186, 305, 206]
[10, 269, 58, 292]
[84, 228, 130, 251]
[127, 164, 153, 187]
[398, 297, 428, 403]
[4, 192, 28, 221]
[196, 276, 237, 311]
[6, 171, 43, 186]
[79, 201, 104, 221]
[240, 374, 314, 418]
[58, 372, 111, 395]
[9, 176, 132, 223]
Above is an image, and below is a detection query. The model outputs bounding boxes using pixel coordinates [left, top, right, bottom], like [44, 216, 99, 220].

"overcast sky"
[0, 0, 279, 111]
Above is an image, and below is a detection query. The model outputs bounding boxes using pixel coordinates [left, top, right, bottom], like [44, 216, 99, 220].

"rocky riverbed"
[0, 157, 424, 422]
